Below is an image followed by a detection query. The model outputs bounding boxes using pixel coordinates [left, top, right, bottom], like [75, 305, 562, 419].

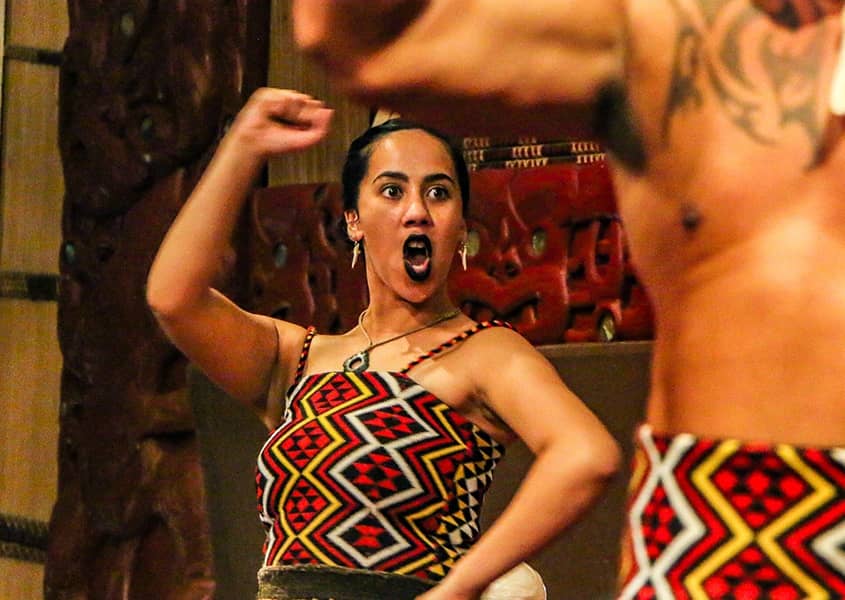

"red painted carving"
[453, 161, 653, 343]
[51, 1, 268, 597]
[248, 183, 368, 333]
[247, 159, 653, 345]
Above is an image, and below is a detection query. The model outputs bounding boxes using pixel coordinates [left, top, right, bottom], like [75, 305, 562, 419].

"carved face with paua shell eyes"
[248, 183, 368, 334]
[448, 162, 622, 344]
[245, 160, 652, 344]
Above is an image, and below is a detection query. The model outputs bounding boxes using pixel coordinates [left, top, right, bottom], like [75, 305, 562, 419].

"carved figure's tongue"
[403, 234, 432, 282]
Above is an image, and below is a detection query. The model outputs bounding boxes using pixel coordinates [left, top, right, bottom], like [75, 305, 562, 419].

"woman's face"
[348, 128, 465, 305]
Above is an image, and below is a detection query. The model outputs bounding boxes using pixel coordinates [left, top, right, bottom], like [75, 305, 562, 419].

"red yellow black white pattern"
[618, 425, 845, 599]
[256, 322, 508, 582]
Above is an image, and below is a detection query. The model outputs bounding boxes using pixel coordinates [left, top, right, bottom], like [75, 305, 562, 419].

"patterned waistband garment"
[254, 562, 548, 600]
[256, 564, 435, 600]
[256, 321, 509, 583]
[618, 424, 845, 600]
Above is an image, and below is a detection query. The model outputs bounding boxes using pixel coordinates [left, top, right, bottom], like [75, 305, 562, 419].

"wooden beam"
[0, 271, 59, 301]
[4, 45, 62, 67]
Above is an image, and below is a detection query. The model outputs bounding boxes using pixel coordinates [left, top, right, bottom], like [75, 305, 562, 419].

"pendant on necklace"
[342, 350, 369, 373]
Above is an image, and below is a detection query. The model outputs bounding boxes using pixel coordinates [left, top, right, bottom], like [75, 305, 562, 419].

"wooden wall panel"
[0, 558, 44, 599]
[0, 61, 63, 272]
[0, 0, 5, 115]
[0, 301, 62, 598]
[267, 0, 370, 186]
[0, 302, 62, 519]
[7, 0, 68, 50]
[0, 2, 66, 596]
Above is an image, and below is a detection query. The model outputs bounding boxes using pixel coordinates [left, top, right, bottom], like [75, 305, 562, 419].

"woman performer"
[146, 87, 620, 600]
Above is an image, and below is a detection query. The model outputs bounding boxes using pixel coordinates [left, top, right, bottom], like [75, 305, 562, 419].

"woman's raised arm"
[146, 89, 333, 425]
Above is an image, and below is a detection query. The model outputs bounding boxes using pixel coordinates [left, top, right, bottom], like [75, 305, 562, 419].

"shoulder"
[457, 321, 571, 396]
[461, 321, 541, 364]
[467, 320, 529, 344]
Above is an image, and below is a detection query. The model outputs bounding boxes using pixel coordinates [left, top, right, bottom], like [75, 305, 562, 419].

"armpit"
[479, 401, 516, 437]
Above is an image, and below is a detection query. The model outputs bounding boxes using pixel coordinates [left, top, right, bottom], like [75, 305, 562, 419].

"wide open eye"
[466, 229, 481, 257]
[529, 229, 548, 257]
[381, 184, 403, 199]
[426, 185, 451, 201]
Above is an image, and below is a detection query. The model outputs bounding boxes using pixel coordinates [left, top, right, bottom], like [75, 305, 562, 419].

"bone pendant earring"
[459, 242, 468, 271]
[351, 240, 361, 269]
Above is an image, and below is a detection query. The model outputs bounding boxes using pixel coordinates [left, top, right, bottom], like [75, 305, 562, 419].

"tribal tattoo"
[663, 0, 840, 165]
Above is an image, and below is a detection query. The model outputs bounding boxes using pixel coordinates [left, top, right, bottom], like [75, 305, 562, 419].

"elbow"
[145, 282, 174, 323]
[592, 437, 623, 484]
[145, 271, 191, 323]
[566, 436, 623, 490]
[290, 4, 353, 71]
[292, 13, 324, 57]
[146, 247, 232, 322]
[292, 2, 426, 63]
[145, 268, 168, 317]
[290, 1, 322, 52]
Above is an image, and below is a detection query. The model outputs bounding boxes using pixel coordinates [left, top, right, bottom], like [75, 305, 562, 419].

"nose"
[402, 193, 431, 226]
[486, 217, 522, 281]
[488, 246, 523, 281]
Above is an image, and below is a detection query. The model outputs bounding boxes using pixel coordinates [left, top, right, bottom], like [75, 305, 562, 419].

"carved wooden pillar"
[49, 1, 269, 597]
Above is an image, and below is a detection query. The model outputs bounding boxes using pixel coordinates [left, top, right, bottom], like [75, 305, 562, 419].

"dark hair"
[341, 118, 470, 215]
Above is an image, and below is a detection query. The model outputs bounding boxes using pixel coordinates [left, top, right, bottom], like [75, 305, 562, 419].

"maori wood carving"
[248, 183, 367, 334]
[52, 1, 268, 597]
[248, 160, 653, 344]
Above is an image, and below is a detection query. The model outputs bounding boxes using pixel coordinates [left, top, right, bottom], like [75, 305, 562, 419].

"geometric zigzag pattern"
[618, 425, 845, 600]
[256, 368, 503, 582]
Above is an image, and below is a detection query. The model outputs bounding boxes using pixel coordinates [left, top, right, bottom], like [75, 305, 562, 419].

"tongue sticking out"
[403, 235, 432, 282]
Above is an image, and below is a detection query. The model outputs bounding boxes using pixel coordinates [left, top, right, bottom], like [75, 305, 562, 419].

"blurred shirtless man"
[294, 2, 845, 597]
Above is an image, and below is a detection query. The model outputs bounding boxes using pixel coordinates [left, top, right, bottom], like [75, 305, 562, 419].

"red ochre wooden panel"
[247, 160, 654, 345]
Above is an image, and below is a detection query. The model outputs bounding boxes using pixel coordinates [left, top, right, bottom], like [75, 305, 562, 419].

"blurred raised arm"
[293, 0, 626, 137]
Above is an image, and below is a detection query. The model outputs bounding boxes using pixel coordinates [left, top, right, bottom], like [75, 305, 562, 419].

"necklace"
[342, 308, 462, 373]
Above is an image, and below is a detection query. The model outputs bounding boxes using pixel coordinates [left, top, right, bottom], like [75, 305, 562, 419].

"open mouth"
[403, 234, 432, 282]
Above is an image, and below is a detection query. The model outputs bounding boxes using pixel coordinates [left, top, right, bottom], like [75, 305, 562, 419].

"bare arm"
[146, 89, 333, 425]
[293, 0, 627, 137]
[420, 328, 621, 600]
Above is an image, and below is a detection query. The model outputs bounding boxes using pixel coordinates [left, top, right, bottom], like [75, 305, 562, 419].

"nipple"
[681, 203, 702, 233]
[830, 7, 845, 115]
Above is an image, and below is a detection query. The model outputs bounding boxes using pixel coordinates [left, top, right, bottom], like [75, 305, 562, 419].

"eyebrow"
[372, 171, 456, 186]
